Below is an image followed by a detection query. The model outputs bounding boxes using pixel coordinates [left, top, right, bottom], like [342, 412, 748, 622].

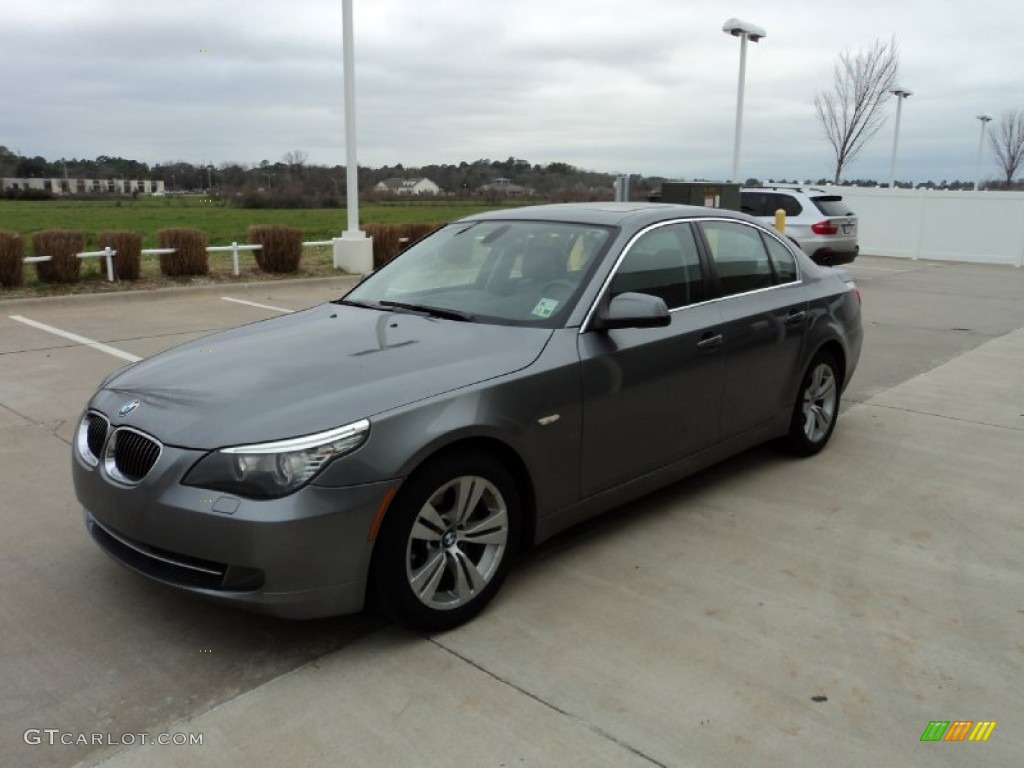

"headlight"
[183, 419, 369, 499]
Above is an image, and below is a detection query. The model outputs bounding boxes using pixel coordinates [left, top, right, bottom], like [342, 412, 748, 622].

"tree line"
[0, 149, 652, 203]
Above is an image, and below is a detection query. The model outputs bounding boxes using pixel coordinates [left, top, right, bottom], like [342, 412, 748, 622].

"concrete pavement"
[3, 258, 1021, 767]
[87, 327, 1024, 767]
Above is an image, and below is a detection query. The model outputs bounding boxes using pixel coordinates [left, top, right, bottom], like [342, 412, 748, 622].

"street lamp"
[888, 87, 912, 188]
[333, 0, 373, 273]
[722, 18, 766, 183]
[974, 113, 993, 191]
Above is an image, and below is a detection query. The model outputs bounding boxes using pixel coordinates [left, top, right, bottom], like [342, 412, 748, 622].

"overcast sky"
[2, 0, 1021, 183]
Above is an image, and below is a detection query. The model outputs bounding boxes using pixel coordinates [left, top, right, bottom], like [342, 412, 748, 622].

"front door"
[578, 221, 726, 497]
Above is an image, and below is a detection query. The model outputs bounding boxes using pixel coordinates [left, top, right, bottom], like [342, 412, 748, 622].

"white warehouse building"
[2, 177, 166, 195]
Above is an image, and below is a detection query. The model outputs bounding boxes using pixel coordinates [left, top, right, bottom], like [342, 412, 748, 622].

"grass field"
[0, 197, 537, 299]
[0, 197, 529, 250]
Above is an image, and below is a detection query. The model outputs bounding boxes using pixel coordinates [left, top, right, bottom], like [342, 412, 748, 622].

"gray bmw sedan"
[73, 203, 862, 631]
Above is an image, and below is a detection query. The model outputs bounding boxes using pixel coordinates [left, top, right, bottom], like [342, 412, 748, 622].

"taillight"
[847, 281, 861, 305]
[811, 219, 839, 235]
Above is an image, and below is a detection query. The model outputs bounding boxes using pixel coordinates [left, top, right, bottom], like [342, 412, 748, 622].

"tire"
[785, 351, 841, 456]
[370, 451, 520, 632]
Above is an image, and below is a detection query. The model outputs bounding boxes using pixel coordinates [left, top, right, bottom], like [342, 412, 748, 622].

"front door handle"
[784, 310, 807, 326]
[697, 332, 723, 349]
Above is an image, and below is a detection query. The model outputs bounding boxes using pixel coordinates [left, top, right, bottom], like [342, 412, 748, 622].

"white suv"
[740, 187, 858, 265]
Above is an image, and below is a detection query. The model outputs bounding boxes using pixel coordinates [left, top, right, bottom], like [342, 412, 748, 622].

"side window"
[699, 221, 774, 296]
[762, 234, 798, 284]
[740, 192, 763, 216]
[768, 193, 802, 217]
[609, 223, 704, 310]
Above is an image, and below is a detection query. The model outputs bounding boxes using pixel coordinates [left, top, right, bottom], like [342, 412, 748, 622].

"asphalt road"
[1, 256, 1021, 767]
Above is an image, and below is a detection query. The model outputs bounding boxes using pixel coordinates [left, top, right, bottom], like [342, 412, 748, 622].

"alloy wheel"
[404, 475, 509, 611]
[802, 363, 837, 444]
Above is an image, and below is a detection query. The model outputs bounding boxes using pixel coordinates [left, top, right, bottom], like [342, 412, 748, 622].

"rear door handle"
[784, 310, 806, 326]
[697, 332, 723, 349]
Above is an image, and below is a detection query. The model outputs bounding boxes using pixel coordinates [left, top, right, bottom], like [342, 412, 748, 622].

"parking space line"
[221, 297, 293, 313]
[8, 315, 143, 362]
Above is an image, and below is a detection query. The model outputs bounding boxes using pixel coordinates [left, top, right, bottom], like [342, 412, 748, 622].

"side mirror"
[593, 292, 671, 330]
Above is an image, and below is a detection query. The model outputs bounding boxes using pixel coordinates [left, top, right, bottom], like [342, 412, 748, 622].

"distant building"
[374, 177, 441, 196]
[479, 177, 533, 196]
[1, 177, 166, 195]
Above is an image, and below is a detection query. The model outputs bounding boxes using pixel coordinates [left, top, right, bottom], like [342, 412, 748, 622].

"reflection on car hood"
[90, 303, 552, 449]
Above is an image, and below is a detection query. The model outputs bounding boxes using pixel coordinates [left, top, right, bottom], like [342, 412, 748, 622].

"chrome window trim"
[579, 217, 803, 333]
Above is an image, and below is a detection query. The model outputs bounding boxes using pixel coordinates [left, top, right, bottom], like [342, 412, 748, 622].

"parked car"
[740, 186, 859, 265]
[73, 203, 863, 631]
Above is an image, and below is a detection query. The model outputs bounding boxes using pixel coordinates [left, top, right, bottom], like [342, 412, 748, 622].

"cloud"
[2, 0, 1022, 183]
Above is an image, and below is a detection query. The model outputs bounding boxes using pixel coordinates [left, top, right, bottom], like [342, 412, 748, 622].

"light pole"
[974, 113, 993, 191]
[888, 87, 912, 188]
[722, 18, 766, 183]
[333, 0, 373, 273]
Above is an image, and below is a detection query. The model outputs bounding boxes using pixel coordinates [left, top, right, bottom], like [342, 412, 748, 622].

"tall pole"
[888, 88, 911, 188]
[975, 114, 992, 191]
[342, 0, 360, 236]
[723, 19, 764, 183]
[333, 0, 372, 273]
[731, 34, 748, 183]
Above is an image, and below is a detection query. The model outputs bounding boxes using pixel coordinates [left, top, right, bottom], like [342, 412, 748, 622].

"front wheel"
[370, 451, 520, 632]
[785, 351, 841, 456]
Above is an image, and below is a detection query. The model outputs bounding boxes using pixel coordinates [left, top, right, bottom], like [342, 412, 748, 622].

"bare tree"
[815, 38, 900, 183]
[283, 150, 308, 167]
[989, 109, 1024, 184]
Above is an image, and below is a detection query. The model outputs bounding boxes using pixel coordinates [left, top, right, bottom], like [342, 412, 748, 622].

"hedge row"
[365, 221, 443, 269]
[0, 222, 446, 288]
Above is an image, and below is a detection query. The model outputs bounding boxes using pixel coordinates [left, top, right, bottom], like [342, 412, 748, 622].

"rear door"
[696, 220, 809, 438]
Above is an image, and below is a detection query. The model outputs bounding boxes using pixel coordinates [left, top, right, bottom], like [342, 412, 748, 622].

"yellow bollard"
[774, 209, 786, 234]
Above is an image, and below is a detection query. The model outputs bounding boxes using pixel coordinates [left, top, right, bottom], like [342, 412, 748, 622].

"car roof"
[456, 201, 745, 228]
[741, 186, 836, 197]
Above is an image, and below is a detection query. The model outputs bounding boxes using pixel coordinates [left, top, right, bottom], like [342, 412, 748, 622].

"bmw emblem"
[119, 399, 140, 417]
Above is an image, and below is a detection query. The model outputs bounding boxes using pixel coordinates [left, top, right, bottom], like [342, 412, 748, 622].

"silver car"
[73, 203, 863, 631]
[740, 187, 859, 265]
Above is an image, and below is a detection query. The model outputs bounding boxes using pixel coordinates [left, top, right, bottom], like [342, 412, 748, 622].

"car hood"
[91, 303, 552, 449]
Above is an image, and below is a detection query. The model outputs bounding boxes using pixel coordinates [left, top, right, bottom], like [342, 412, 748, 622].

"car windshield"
[342, 219, 614, 327]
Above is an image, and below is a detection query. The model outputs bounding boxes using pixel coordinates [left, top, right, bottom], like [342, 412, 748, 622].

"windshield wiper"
[378, 300, 475, 322]
[334, 298, 377, 309]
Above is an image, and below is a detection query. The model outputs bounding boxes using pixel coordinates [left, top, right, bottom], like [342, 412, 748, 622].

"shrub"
[364, 223, 402, 269]
[0, 230, 25, 287]
[400, 221, 442, 247]
[248, 225, 303, 273]
[97, 230, 143, 281]
[31, 229, 84, 283]
[2, 188, 53, 201]
[156, 228, 208, 276]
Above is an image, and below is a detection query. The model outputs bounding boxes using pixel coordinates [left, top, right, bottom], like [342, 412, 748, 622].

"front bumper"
[73, 438, 393, 619]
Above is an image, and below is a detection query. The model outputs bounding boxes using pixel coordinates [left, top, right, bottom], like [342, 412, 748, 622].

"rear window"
[811, 196, 854, 217]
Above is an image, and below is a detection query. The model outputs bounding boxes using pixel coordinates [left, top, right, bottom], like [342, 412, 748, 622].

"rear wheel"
[785, 351, 840, 455]
[370, 451, 520, 632]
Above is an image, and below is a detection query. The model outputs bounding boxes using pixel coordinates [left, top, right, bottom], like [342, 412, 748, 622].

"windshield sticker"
[532, 298, 559, 318]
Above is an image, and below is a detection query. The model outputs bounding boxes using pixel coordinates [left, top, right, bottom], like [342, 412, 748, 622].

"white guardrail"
[23, 240, 338, 282]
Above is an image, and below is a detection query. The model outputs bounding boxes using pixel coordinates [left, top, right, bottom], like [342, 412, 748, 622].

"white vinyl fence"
[829, 187, 1024, 267]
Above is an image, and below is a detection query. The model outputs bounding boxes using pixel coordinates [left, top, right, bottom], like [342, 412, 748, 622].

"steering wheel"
[540, 280, 576, 300]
